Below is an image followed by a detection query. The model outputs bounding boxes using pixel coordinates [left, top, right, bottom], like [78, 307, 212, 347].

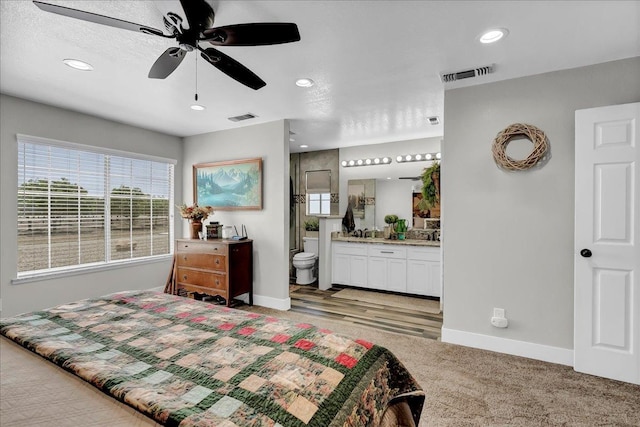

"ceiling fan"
[33, 0, 301, 90]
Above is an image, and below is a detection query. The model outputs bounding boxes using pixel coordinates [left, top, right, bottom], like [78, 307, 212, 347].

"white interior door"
[574, 102, 639, 384]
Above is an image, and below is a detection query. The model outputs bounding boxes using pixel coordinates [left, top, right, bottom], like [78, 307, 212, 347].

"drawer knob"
[183, 255, 187, 260]
[183, 275, 188, 280]
[216, 279, 220, 285]
[215, 259, 220, 265]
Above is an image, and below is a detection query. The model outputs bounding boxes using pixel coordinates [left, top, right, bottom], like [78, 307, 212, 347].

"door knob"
[580, 249, 592, 258]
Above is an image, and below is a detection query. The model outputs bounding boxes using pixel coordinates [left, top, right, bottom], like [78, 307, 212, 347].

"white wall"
[442, 57, 640, 364]
[182, 120, 290, 309]
[339, 137, 441, 230]
[0, 95, 183, 317]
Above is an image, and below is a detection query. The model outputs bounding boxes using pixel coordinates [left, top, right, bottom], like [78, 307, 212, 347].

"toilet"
[292, 237, 318, 285]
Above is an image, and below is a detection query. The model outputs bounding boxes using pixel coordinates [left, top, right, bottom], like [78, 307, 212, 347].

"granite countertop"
[332, 236, 440, 247]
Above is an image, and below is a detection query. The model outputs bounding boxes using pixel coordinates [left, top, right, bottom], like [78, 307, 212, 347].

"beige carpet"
[331, 287, 441, 314]
[240, 305, 640, 427]
[1, 338, 161, 427]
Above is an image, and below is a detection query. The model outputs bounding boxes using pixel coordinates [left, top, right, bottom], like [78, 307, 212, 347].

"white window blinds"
[17, 135, 174, 276]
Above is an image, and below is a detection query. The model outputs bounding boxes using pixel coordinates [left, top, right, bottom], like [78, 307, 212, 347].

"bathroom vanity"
[331, 237, 441, 297]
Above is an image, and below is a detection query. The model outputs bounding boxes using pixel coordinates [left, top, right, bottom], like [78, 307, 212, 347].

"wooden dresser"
[175, 239, 253, 306]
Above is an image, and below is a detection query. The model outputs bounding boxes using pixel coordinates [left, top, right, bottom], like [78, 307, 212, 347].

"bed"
[0, 290, 424, 426]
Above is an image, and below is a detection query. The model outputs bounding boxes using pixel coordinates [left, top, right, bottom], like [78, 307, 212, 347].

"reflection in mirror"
[347, 179, 375, 229]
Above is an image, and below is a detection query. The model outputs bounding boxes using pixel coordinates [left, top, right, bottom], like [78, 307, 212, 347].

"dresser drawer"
[176, 267, 227, 291]
[177, 252, 226, 271]
[177, 240, 228, 255]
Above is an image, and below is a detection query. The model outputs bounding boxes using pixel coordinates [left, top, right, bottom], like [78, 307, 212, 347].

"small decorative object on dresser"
[173, 239, 253, 306]
[177, 203, 214, 239]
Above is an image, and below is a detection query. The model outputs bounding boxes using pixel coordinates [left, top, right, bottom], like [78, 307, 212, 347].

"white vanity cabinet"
[406, 246, 441, 297]
[367, 245, 407, 292]
[331, 240, 441, 297]
[332, 242, 368, 287]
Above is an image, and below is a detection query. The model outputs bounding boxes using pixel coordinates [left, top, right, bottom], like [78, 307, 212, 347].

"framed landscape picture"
[193, 158, 262, 210]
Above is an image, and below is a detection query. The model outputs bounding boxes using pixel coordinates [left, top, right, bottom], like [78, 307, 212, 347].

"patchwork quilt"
[0, 290, 424, 426]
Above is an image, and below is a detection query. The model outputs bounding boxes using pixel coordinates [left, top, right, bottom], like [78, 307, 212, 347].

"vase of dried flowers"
[177, 203, 214, 239]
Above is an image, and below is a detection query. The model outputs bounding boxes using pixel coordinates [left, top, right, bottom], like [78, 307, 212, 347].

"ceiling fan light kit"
[33, 0, 301, 90]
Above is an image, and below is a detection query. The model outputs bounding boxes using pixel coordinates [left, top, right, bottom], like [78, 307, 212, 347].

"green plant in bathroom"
[384, 214, 398, 226]
[419, 161, 441, 210]
[384, 214, 399, 238]
[304, 217, 319, 231]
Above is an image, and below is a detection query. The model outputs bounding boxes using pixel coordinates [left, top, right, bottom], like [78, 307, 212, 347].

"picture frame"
[193, 158, 262, 210]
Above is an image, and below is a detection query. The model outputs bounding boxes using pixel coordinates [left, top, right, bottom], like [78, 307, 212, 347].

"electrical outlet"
[493, 308, 505, 318]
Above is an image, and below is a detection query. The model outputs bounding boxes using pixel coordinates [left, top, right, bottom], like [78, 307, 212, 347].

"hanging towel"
[342, 204, 355, 233]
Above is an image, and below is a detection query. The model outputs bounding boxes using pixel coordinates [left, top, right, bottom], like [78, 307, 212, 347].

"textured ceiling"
[1, 1, 639, 152]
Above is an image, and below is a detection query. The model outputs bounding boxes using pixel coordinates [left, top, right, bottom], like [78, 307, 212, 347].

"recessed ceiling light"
[479, 28, 508, 44]
[295, 78, 315, 87]
[190, 104, 206, 111]
[63, 58, 93, 71]
[299, 144, 308, 148]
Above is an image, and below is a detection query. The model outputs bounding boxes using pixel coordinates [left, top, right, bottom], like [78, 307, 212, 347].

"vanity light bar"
[341, 157, 392, 167]
[396, 152, 442, 163]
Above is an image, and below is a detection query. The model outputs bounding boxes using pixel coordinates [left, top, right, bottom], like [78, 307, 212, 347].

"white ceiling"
[1, 1, 638, 153]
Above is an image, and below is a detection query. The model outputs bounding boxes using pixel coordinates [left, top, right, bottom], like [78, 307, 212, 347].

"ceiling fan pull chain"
[195, 54, 198, 102]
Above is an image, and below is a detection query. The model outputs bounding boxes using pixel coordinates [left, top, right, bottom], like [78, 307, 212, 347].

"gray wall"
[182, 120, 290, 309]
[0, 95, 183, 317]
[442, 57, 640, 353]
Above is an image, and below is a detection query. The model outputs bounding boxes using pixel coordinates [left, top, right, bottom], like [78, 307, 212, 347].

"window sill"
[12, 255, 173, 285]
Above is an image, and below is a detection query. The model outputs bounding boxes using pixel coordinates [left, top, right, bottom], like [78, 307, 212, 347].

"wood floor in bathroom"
[289, 284, 443, 340]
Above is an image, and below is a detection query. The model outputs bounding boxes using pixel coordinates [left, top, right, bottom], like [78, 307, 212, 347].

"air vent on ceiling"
[440, 64, 495, 83]
[228, 113, 257, 122]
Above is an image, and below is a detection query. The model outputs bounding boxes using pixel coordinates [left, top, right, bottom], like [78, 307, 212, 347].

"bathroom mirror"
[347, 179, 375, 229]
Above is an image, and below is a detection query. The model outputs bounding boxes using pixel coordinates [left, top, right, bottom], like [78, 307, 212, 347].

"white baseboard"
[252, 294, 291, 311]
[441, 327, 574, 366]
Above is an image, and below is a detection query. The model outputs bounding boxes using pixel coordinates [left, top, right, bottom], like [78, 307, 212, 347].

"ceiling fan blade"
[33, 1, 167, 37]
[179, 0, 215, 31]
[149, 48, 186, 79]
[202, 23, 301, 46]
[200, 47, 266, 90]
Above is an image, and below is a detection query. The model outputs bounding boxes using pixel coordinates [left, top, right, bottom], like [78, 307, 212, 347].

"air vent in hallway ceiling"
[440, 64, 495, 83]
[228, 113, 257, 122]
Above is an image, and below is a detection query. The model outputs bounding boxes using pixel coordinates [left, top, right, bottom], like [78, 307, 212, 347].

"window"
[17, 135, 175, 277]
[308, 193, 331, 215]
[305, 169, 331, 215]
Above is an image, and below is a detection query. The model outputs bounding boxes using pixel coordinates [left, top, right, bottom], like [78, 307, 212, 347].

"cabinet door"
[407, 259, 441, 297]
[350, 256, 368, 288]
[407, 259, 429, 295]
[426, 260, 441, 297]
[332, 253, 350, 285]
[368, 257, 387, 290]
[387, 259, 407, 292]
